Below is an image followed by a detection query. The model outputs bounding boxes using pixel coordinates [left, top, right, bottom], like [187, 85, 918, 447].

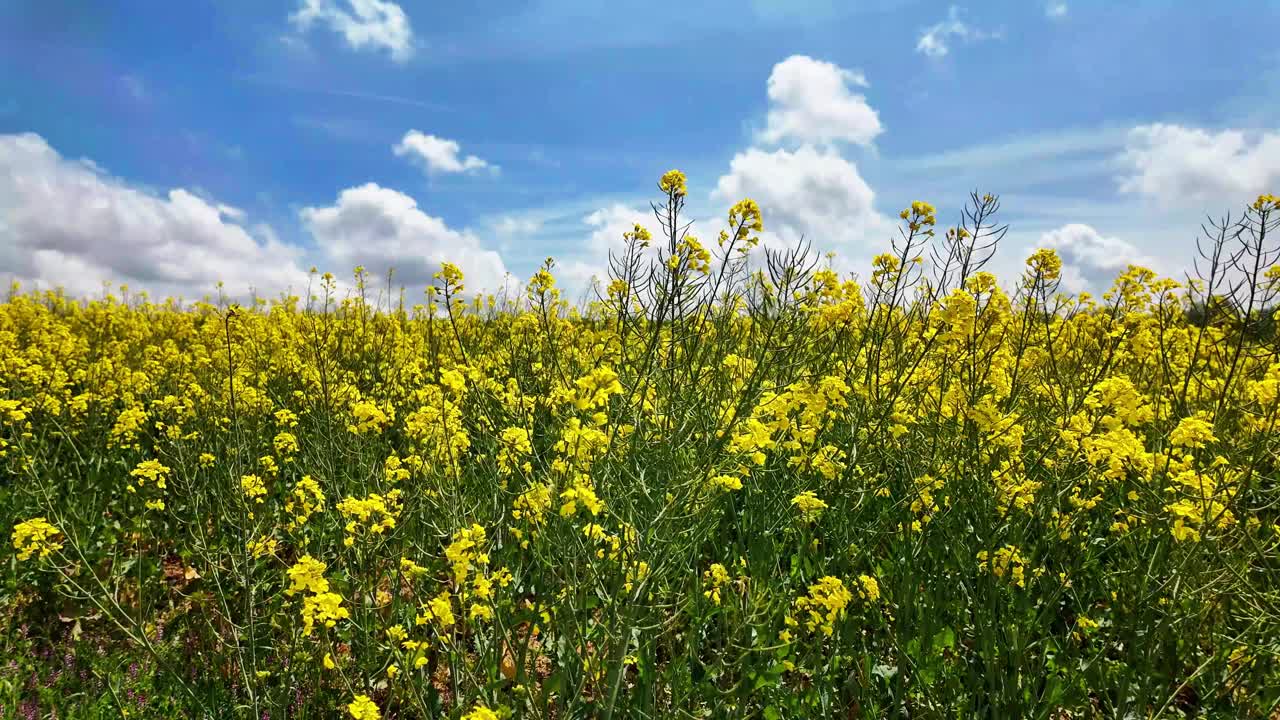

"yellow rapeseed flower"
[790, 491, 828, 522]
[12, 518, 62, 561]
[347, 694, 380, 720]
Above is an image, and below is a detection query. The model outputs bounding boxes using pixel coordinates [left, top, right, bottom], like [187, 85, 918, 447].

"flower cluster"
[12, 517, 62, 561]
[285, 556, 349, 636]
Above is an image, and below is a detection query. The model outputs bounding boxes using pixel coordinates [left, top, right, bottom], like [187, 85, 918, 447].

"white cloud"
[758, 55, 882, 147]
[393, 130, 495, 175]
[583, 204, 651, 257]
[1045, 2, 1068, 20]
[916, 6, 1001, 58]
[289, 0, 414, 63]
[544, 204, 650, 297]
[686, 56, 898, 278]
[0, 133, 516, 301]
[560, 145, 899, 297]
[713, 144, 895, 270]
[566, 143, 899, 294]
[0, 132, 309, 299]
[553, 258, 612, 301]
[215, 203, 247, 222]
[1117, 123, 1280, 207]
[548, 202, 720, 300]
[298, 183, 509, 292]
[1039, 223, 1154, 292]
[491, 215, 543, 237]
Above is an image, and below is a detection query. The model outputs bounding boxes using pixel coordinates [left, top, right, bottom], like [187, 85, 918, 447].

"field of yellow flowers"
[3, 175, 1280, 718]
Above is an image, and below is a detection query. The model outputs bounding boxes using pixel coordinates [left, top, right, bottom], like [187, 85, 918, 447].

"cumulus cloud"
[541, 204, 650, 298]
[1039, 223, 1154, 293]
[564, 141, 898, 296]
[289, 0, 414, 63]
[393, 131, 495, 175]
[549, 202, 725, 301]
[582, 204, 653, 258]
[561, 90, 897, 295]
[0, 132, 310, 299]
[713, 144, 895, 269]
[916, 6, 1001, 58]
[215, 203, 247, 222]
[0, 133, 515, 301]
[568, 144, 899, 294]
[298, 183, 509, 292]
[758, 55, 882, 148]
[553, 258, 614, 302]
[1117, 123, 1280, 207]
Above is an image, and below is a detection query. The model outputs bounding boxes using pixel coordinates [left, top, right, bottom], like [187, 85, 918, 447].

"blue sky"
[2, 0, 1278, 300]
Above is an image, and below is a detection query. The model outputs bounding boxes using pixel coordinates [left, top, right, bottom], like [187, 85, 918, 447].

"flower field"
[3, 177, 1280, 718]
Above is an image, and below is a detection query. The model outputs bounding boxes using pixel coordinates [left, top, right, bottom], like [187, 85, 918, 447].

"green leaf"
[933, 626, 956, 650]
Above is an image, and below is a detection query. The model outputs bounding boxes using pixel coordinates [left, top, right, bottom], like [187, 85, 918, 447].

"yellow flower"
[301, 591, 350, 636]
[623, 223, 652, 248]
[240, 474, 267, 503]
[420, 590, 456, 628]
[347, 694, 381, 720]
[285, 555, 330, 596]
[469, 603, 494, 622]
[286, 475, 325, 530]
[1169, 412, 1215, 449]
[12, 517, 62, 561]
[702, 563, 731, 605]
[434, 261, 465, 288]
[444, 523, 488, 585]
[1025, 247, 1062, 281]
[347, 401, 392, 435]
[400, 557, 429, 579]
[708, 474, 743, 492]
[658, 169, 687, 197]
[900, 200, 937, 231]
[571, 367, 624, 411]
[856, 574, 880, 602]
[323, 653, 336, 670]
[246, 537, 278, 558]
[559, 478, 604, 517]
[385, 625, 408, 644]
[727, 198, 764, 245]
[497, 426, 533, 475]
[790, 491, 828, 522]
[977, 546, 1029, 588]
[337, 491, 401, 540]
[109, 406, 148, 448]
[273, 431, 299, 458]
[461, 705, 500, 720]
[130, 459, 170, 490]
[794, 576, 852, 636]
